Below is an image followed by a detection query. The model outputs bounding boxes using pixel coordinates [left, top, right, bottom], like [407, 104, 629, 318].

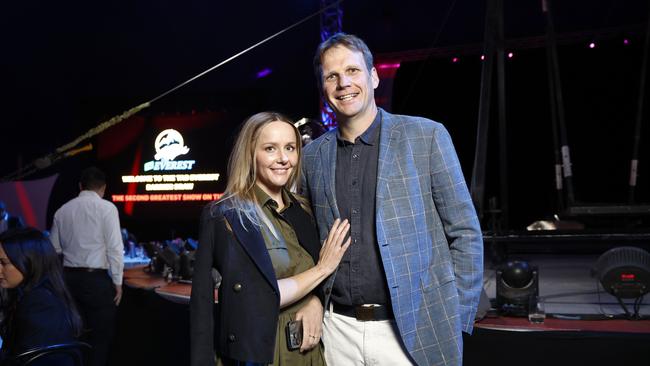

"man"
[50, 167, 124, 366]
[300, 33, 483, 366]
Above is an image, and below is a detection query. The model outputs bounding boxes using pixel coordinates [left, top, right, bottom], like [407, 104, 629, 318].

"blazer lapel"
[375, 109, 401, 293]
[319, 133, 340, 219]
[223, 209, 279, 294]
[376, 109, 401, 201]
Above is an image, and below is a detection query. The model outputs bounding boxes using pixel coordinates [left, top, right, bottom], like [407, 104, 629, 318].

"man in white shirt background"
[50, 166, 124, 366]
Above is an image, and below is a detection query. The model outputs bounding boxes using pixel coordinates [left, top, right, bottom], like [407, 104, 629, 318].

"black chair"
[9, 341, 91, 366]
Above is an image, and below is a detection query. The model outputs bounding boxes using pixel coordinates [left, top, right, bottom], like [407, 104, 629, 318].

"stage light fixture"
[159, 246, 181, 279]
[593, 247, 650, 319]
[143, 242, 165, 273]
[496, 260, 539, 316]
[593, 247, 650, 299]
[179, 250, 195, 281]
[294, 118, 326, 146]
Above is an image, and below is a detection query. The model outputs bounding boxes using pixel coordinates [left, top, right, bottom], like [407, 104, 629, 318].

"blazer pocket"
[420, 264, 455, 293]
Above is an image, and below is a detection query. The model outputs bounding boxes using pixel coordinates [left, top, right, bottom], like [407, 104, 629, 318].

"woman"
[0, 227, 83, 364]
[190, 112, 350, 366]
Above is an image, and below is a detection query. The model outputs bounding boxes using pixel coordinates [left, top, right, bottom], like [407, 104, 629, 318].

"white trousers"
[322, 306, 415, 366]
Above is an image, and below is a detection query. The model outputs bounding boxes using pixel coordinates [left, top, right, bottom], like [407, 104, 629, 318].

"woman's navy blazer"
[190, 195, 321, 366]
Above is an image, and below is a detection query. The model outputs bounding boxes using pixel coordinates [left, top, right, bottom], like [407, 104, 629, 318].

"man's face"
[320, 45, 379, 123]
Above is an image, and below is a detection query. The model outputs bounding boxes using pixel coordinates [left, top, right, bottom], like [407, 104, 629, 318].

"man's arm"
[49, 214, 63, 254]
[429, 124, 484, 334]
[294, 154, 326, 351]
[299, 156, 311, 200]
[104, 204, 124, 305]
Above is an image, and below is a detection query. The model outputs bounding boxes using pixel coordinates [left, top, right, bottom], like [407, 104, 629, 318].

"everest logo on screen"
[144, 129, 196, 172]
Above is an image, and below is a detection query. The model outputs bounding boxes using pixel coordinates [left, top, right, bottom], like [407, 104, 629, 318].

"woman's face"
[254, 120, 298, 195]
[0, 244, 24, 289]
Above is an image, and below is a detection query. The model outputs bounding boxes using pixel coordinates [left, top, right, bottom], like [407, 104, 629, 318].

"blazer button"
[233, 283, 242, 292]
[325, 287, 331, 295]
[228, 334, 236, 342]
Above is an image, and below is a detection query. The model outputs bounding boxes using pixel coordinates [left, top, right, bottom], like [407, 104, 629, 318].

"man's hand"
[114, 284, 123, 306]
[295, 295, 324, 352]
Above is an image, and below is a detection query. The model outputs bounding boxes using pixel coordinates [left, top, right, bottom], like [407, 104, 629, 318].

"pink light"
[377, 63, 401, 69]
[452, 57, 459, 63]
[624, 39, 630, 45]
[480, 54, 485, 61]
[507, 52, 514, 58]
[589, 42, 596, 49]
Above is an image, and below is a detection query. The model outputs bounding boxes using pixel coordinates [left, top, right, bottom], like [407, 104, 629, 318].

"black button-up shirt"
[333, 113, 391, 307]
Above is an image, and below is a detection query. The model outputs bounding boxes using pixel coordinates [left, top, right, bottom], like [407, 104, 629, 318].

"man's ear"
[371, 67, 380, 89]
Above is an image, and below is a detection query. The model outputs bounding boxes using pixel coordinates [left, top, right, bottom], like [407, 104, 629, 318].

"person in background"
[0, 227, 83, 365]
[0, 204, 22, 233]
[300, 33, 484, 366]
[0, 202, 10, 234]
[50, 167, 124, 366]
[6, 216, 24, 231]
[191, 111, 351, 366]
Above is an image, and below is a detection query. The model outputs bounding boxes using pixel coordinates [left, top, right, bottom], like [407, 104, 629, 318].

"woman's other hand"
[295, 295, 324, 352]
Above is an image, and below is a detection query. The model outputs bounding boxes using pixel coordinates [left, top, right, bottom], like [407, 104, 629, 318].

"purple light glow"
[507, 52, 513, 58]
[256, 68, 272, 78]
[589, 42, 596, 49]
[452, 57, 459, 63]
[480, 54, 485, 61]
[624, 39, 630, 45]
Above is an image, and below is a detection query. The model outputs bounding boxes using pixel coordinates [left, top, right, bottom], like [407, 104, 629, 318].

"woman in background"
[191, 112, 350, 366]
[0, 227, 83, 365]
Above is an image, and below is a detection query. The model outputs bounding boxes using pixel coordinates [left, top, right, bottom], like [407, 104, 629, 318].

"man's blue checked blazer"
[300, 108, 483, 366]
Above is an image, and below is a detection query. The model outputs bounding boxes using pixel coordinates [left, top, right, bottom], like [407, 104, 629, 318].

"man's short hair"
[313, 32, 375, 91]
[80, 167, 106, 190]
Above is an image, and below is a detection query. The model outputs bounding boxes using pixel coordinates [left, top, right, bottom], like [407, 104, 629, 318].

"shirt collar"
[253, 185, 292, 211]
[79, 190, 101, 199]
[336, 111, 381, 146]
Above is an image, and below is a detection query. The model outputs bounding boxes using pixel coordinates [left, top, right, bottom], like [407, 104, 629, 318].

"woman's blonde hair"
[220, 111, 302, 234]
